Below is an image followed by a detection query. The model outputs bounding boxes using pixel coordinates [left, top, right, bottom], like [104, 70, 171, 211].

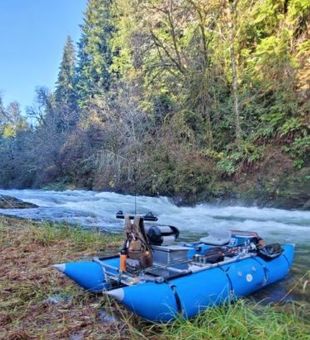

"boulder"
[0, 195, 38, 209]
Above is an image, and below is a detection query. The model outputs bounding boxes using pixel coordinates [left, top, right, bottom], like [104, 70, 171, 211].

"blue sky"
[0, 0, 87, 112]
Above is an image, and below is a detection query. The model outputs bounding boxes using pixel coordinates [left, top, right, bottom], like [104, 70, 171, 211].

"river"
[0, 189, 309, 303]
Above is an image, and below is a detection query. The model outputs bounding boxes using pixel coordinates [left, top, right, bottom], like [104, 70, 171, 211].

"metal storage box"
[151, 245, 189, 265]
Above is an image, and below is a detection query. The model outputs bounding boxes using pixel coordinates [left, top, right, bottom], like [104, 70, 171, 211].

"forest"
[0, 0, 309, 208]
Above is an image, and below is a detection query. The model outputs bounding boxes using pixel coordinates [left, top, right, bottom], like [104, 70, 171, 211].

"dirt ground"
[0, 216, 152, 340]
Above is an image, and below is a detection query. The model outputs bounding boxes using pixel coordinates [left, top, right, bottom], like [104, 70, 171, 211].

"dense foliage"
[0, 0, 309, 207]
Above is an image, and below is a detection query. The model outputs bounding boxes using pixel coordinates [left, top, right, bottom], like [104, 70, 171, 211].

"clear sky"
[0, 0, 87, 112]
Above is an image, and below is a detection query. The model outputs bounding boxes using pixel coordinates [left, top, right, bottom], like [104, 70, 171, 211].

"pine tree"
[76, 0, 114, 104]
[55, 36, 78, 131]
[55, 36, 76, 107]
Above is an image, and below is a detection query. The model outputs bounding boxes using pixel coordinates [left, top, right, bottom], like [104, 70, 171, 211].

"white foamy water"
[0, 189, 309, 246]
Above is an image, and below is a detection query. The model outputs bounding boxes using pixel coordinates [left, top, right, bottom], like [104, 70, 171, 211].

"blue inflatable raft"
[53, 218, 295, 322]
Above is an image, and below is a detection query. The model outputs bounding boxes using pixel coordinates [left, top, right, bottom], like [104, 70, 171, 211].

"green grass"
[0, 216, 309, 339]
[159, 300, 309, 340]
[27, 220, 122, 250]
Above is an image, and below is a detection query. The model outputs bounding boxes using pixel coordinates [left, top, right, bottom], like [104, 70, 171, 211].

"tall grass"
[28, 220, 122, 250]
[160, 300, 309, 339]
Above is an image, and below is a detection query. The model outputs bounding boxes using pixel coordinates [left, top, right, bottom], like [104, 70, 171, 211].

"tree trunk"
[228, 0, 242, 146]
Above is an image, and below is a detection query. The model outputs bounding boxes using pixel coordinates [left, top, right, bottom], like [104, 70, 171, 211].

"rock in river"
[0, 195, 38, 209]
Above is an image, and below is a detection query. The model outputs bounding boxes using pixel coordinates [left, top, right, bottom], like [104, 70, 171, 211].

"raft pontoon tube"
[53, 227, 295, 322]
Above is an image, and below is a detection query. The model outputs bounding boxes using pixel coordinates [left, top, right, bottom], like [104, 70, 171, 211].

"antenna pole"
[134, 191, 137, 215]
[134, 165, 137, 215]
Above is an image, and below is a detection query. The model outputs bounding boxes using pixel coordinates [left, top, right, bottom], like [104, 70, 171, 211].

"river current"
[0, 189, 309, 242]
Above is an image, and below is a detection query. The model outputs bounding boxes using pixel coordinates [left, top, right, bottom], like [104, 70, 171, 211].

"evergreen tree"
[55, 36, 78, 131]
[76, 0, 114, 104]
[55, 36, 76, 107]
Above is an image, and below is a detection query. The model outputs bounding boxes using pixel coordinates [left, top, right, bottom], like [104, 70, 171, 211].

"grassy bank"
[0, 217, 309, 339]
